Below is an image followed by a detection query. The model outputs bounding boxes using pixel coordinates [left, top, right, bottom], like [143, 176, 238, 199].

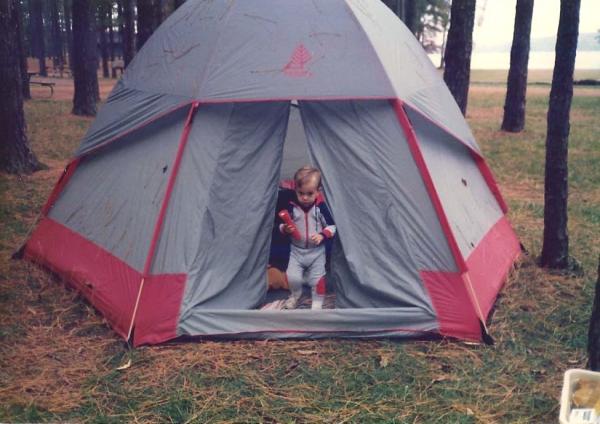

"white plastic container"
[560, 369, 600, 423]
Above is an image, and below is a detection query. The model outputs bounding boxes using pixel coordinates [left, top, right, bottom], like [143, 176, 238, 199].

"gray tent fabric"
[49, 108, 188, 272]
[406, 108, 504, 259]
[154, 102, 290, 314]
[23, 0, 521, 345]
[77, 82, 192, 157]
[299, 100, 452, 311]
[123, 0, 394, 100]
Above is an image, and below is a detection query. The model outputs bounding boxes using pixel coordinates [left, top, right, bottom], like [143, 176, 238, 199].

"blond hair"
[294, 165, 321, 189]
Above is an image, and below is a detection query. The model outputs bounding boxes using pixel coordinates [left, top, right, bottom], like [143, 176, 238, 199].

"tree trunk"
[63, 0, 73, 70]
[137, 0, 158, 51]
[98, 3, 110, 79]
[30, 0, 47, 76]
[540, 0, 580, 269]
[404, 0, 418, 35]
[50, 0, 64, 72]
[0, 0, 42, 174]
[121, 0, 135, 66]
[588, 257, 600, 370]
[443, 0, 476, 115]
[501, 0, 534, 132]
[108, 5, 115, 62]
[72, 0, 99, 116]
[16, 0, 30, 99]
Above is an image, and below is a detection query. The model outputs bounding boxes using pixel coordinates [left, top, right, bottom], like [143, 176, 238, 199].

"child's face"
[295, 178, 319, 208]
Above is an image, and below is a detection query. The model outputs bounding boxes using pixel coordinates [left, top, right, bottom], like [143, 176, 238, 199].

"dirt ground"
[28, 75, 117, 101]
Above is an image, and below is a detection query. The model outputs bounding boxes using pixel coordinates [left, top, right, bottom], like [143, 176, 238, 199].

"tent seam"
[342, 0, 399, 99]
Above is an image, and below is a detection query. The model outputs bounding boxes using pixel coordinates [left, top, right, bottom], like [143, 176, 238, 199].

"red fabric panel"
[133, 273, 186, 346]
[421, 216, 520, 341]
[465, 216, 521, 318]
[420, 270, 480, 340]
[24, 217, 141, 339]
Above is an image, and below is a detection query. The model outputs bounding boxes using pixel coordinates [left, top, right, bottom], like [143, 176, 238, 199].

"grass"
[1, 74, 599, 423]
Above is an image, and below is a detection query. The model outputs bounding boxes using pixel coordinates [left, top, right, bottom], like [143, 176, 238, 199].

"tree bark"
[16, 0, 30, 99]
[540, 0, 580, 269]
[588, 257, 600, 370]
[501, 0, 534, 132]
[404, 0, 418, 35]
[137, 0, 158, 51]
[50, 0, 64, 72]
[108, 4, 115, 62]
[443, 0, 476, 115]
[120, 0, 135, 66]
[0, 0, 42, 174]
[30, 0, 47, 76]
[98, 2, 110, 79]
[72, 0, 99, 116]
[63, 0, 73, 71]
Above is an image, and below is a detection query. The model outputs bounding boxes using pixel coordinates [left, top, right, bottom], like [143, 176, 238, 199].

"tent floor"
[262, 287, 336, 310]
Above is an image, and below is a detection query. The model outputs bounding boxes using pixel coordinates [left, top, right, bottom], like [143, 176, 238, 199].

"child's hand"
[311, 233, 324, 245]
[283, 224, 295, 234]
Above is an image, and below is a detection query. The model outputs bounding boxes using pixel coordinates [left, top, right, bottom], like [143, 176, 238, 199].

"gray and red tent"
[22, 0, 520, 346]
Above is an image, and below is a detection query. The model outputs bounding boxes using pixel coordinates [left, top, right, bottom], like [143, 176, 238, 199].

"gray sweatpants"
[287, 245, 326, 309]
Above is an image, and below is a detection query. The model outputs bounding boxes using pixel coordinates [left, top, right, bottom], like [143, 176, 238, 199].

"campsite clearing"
[1, 73, 599, 422]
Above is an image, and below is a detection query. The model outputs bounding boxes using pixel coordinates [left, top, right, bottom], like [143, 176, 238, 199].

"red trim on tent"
[420, 270, 480, 340]
[141, 102, 199, 276]
[392, 99, 467, 273]
[471, 152, 509, 214]
[402, 102, 509, 214]
[24, 218, 141, 339]
[465, 216, 520, 318]
[421, 216, 520, 341]
[40, 158, 81, 216]
[126, 102, 199, 341]
[24, 217, 186, 344]
[134, 273, 187, 346]
[199, 95, 394, 104]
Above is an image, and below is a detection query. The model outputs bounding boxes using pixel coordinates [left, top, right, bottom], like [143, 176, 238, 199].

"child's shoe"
[283, 295, 300, 310]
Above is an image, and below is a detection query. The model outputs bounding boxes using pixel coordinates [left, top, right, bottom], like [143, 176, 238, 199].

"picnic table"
[27, 72, 56, 97]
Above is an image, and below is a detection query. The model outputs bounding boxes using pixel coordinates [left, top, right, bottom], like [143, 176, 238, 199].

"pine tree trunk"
[0, 0, 42, 174]
[443, 0, 476, 115]
[30, 0, 47, 76]
[64, 0, 73, 71]
[588, 257, 600, 370]
[99, 4, 110, 79]
[137, 0, 157, 51]
[16, 0, 30, 100]
[501, 0, 534, 132]
[108, 8, 115, 62]
[540, 0, 580, 269]
[404, 0, 418, 35]
[121, 0, 135, 66]
[72, 0, 98, 116]
[50, 0, 64, 72]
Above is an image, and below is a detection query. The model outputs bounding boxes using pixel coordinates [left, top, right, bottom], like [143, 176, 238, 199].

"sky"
[473, 0, 599, 49]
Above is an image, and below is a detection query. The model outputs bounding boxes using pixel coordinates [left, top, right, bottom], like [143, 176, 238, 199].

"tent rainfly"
[20, 0, 521, 346]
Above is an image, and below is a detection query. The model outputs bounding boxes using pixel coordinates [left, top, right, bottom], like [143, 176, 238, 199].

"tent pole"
[126, 101, 200, 342]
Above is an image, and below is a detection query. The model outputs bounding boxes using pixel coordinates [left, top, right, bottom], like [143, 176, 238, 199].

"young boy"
[279, 166, 336, 310]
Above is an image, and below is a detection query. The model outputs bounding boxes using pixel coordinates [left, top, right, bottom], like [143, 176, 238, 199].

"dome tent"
[22, 0, 520, 346]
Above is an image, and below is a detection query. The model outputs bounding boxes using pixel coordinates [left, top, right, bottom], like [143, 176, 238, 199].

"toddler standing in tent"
[278, 166, 336, 310]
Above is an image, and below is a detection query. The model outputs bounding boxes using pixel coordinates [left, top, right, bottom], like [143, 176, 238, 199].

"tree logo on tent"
[283, 44, 312, 77]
